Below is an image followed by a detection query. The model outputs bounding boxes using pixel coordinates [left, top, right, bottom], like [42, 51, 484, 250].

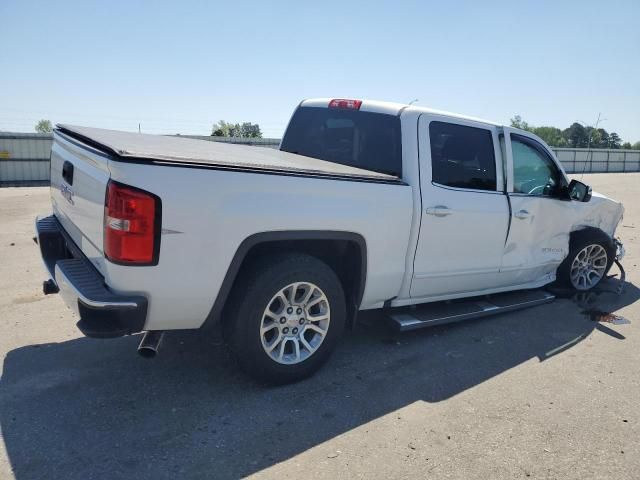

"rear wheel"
[225, 254, 346, 384]
[557, 230, 615, 291]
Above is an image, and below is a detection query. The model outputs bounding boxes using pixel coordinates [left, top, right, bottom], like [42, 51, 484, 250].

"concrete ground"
[0, 173, 639, 480]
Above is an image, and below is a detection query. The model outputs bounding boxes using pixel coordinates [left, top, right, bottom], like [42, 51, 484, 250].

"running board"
[388, 290, 555, 332]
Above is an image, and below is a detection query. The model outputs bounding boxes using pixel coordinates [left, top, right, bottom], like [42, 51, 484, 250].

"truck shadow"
[1, 279, 638, 479]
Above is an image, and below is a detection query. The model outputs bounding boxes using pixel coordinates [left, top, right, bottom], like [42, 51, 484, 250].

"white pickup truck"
[35, 98, 625, 383]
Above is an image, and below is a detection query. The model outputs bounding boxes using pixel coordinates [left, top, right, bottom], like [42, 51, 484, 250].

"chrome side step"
[388, 290, 555, 332]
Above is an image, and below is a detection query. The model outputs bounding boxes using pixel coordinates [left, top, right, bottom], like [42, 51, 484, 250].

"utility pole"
[579, 113, 606, 179]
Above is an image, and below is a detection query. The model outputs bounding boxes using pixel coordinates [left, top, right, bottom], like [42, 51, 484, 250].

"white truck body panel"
[105, 160, 413, 330]
[43, 98, 624, 332]
[411, 112, 510, 298]
[499, 126, 624, 287]
[50, 133, 110, 273]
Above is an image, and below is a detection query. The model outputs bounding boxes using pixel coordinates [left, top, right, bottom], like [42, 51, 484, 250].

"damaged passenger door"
[500, 129, 576, 286]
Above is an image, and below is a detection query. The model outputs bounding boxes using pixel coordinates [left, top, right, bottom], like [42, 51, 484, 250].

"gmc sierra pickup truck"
[35, 98, 625, 384]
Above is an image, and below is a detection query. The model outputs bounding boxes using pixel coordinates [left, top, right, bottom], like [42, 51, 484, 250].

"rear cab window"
[280, 106, 402, 177]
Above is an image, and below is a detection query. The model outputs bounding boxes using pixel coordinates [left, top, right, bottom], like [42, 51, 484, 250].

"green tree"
[211, 120, 262, 138]
[608, 132, 621, 149]
[239, 122, 262, 138]
[509, 115, 633, 149]
[563, 123, 588, 148]
[585, 127, 602, 148]
[35, 119, 53, 133]
[531, 126, 567, 147]
[510, 115, 532, 131]
[211, 120, 232, 137]
[595, 128, 610, 148]
[228, 123, 242, 137]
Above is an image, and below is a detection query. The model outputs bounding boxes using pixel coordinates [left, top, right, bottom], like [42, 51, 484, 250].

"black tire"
[556, 229, 615, 291]
[224, 253, 346, 385]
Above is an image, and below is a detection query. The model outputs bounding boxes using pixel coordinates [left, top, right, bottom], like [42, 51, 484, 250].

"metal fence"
[0, 133, 53, 186]
[554, 148, 640, 173]
[1, 132, 639, 186]
[0, 133, 282, 186]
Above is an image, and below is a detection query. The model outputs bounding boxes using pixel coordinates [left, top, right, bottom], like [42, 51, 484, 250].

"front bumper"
[35, 215, 148, 338]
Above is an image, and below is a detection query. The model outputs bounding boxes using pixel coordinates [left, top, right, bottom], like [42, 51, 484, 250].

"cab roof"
[300, 98, 502, 128]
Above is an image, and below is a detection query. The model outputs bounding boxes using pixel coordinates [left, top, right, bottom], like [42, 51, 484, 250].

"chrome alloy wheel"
[570, 244, 608, 290]
[260, 282, 330, 364]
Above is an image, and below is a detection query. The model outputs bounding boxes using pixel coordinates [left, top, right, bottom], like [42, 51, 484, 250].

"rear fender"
[203, 231, 367, 328]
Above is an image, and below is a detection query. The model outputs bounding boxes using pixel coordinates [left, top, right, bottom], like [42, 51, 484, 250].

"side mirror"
[568, 179, 592, 202]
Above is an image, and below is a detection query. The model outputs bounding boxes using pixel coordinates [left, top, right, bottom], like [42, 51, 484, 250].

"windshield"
[280, 106, 402, 177]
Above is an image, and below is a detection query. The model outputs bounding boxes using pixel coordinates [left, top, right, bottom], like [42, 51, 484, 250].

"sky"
[1, 0, 639, 142]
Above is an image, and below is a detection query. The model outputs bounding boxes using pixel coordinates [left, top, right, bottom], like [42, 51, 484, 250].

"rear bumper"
[35, 215, 148, 338]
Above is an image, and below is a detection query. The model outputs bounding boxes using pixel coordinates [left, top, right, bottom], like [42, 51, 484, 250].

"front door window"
[511, 134, 563, 197]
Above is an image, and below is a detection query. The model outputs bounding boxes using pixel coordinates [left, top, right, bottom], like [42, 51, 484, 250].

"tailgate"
[50, 130, 110, 271]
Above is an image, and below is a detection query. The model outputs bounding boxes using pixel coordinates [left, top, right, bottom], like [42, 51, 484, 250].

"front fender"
[571, 191, 624, 238]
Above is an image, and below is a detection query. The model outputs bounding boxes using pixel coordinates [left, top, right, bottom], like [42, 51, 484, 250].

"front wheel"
[225, 253, 346, 384]
[557, 230, 615, 291]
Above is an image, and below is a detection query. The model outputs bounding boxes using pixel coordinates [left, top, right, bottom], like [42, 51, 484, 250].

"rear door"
[499, 128, 575, 286]
[411, 114, 509, 299]
[50, 130, 110, 273]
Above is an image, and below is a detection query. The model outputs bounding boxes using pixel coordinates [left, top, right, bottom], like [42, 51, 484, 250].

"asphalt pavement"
[1, 173, 639, 479]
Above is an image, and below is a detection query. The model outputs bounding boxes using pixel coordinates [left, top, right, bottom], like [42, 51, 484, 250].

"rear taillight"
[104, 180, 161, 265]
[328, 98, 362, 110]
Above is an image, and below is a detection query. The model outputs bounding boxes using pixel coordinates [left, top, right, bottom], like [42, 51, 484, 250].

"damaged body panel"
[402, 114, 624, 305]
[501, 190, 624, 287]
[572, 191, 624, 237]
[495, 125, 624, 292]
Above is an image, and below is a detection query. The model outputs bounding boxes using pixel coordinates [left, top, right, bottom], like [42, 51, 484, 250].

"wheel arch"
[569, 226, 615, 250]
[556, 225, 617, 290]
[203, 231, 368, 329]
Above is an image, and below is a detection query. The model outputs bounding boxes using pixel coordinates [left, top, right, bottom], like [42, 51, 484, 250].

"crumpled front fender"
[570, 191, 624, 238]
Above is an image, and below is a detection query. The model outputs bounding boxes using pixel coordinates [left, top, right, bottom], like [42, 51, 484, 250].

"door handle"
[514, 209, 530, 220]
[62, 161, 74, 185]
[425, 205, 452, 217]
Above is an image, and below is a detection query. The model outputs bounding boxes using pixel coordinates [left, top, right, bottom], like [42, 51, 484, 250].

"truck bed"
[57, 125, 401, 184]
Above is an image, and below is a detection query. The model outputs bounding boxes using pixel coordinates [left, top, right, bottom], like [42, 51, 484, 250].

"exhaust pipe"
[137, 331, 165, 358]
[43, 279, 59, 295]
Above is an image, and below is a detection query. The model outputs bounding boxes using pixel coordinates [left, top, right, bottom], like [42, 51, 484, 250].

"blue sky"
[1, 0, 639, 142]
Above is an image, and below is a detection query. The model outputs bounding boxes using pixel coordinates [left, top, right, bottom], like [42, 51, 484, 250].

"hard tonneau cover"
[57, 124, 400, 183]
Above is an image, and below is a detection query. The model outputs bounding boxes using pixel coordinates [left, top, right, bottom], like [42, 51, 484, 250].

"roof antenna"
[408, 99, 419, 106]
[578, 113, 606, 181]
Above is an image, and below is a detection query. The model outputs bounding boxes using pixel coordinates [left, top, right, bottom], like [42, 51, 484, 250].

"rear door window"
[280, 106, 402, 176]
[429, 121, 497, 191]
